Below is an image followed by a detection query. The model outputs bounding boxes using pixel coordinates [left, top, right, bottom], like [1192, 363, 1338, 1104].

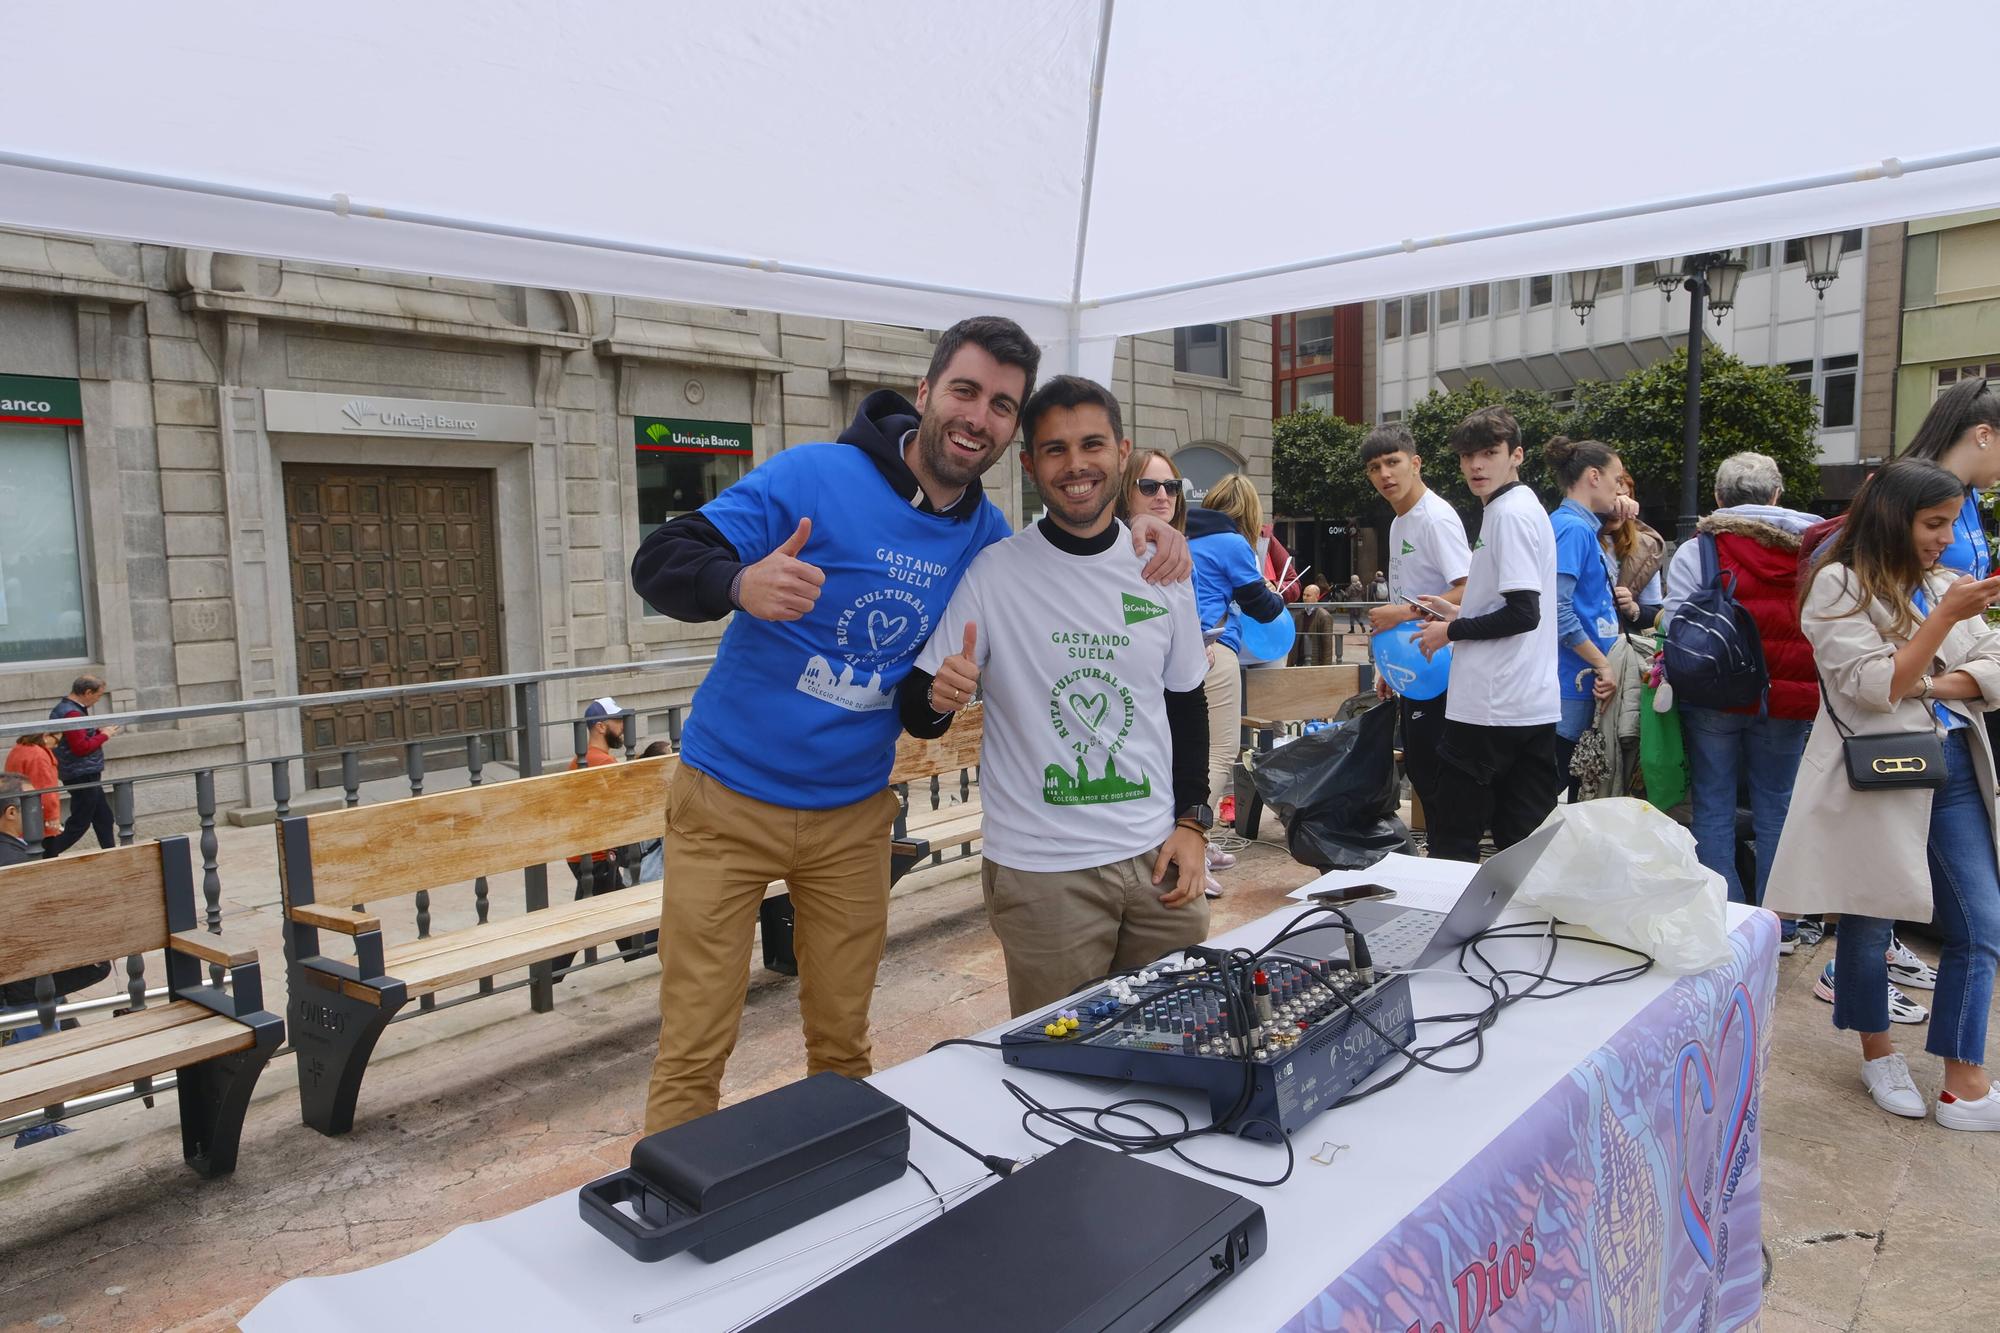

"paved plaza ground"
[1, 806, 1995, 1331]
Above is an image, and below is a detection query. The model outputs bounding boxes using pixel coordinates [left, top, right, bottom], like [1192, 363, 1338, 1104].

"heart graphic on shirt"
[1067, 691, 1110, 734]
[866, 609, 909, 653]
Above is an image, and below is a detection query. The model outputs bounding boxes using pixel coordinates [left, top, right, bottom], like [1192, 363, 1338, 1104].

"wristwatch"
[1176, 803, 1215, 832]
[1919, 673, 1936, 700]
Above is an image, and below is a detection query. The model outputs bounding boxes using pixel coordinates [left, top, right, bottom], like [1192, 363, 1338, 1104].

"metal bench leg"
[290, 985, 404, 1137]
[177, 1042, 275, 1178]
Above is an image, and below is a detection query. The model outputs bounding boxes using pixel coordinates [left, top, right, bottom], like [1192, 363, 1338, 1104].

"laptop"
[1289, 822, 1561, 971]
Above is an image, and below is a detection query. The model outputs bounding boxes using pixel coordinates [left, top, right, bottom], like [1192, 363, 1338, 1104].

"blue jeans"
[1680, 706, 1809, 905]
[1833, 731, 2000, 1063]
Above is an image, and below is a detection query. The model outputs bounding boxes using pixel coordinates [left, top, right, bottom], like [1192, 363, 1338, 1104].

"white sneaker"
[1205, 845, 1236, 871]
[1935, 1086, 2000, 1131]
[1860, 1053, 1927, 1119]
[1885, 935, 1938, 991]
[1203, 874, 1223, 900]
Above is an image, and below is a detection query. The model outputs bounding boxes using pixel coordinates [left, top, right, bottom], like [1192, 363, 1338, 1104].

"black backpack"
[1664, 533, 1768, 710]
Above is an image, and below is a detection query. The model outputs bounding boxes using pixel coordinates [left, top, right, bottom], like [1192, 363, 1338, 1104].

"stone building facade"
[0, 231, 1268, 813]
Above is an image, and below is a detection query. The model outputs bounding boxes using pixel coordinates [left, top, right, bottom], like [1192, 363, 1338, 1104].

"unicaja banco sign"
[341, 398, 477, 434]
[635, 416, 753, 455]
[0, 374, 83, 425]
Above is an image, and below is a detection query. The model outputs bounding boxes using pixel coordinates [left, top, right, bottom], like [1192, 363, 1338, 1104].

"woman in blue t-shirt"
[1903, 378, 2000, 578]
[1545, 436, 1630, 797]
[1188, 474, 1287, 894]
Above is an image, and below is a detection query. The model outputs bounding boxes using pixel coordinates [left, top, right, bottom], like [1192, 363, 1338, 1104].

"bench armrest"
[292, 903, 384, 935]
[170, 929, 259, 968]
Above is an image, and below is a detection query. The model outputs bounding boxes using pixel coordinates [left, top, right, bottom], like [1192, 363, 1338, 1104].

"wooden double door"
[285, 464, 507, 785]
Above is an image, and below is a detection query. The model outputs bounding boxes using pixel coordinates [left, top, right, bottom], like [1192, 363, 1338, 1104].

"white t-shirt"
[1446, 483, 1559, 728]
[916, 521, 1208, 873]
[1388, 488, 1472, 602]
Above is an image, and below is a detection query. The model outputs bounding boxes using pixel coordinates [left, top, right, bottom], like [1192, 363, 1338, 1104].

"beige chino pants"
[644, 765, 901, 1134]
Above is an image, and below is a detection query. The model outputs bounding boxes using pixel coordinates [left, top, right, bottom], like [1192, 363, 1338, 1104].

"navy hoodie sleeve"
[631, 513, 743, 622]
[897, 666, 955, 739]
[1232, 578, 1287, 624]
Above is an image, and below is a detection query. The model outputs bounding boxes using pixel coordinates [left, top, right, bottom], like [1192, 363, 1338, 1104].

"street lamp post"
[1663, 251, 1746, 541]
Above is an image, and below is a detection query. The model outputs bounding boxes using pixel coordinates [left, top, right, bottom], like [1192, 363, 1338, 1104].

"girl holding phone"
[1766, 458, 2000, 1130]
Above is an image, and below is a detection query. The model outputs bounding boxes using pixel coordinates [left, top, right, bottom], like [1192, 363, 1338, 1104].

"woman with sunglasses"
[1766, 458, 2000, 1129]
[1119, 448, 1188, 534]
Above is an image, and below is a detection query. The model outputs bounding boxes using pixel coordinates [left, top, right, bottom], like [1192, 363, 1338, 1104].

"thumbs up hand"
[928, 622, 981, 714]
[734, 517, 826, 621]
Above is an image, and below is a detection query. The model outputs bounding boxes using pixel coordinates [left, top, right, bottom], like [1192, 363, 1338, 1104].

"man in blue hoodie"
[630, 316, 1189, 1131]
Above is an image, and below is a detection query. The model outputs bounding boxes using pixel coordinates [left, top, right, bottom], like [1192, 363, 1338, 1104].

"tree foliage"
[1272, 347, 1825, 528]
[1272, 407, 1373, 519]
[1566, 345, 1822, 511]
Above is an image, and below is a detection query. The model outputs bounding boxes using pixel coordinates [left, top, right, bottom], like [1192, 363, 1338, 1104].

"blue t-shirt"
[681, 444, 1010, 809]
[1190, 531, 1263, 653]
[1938, 492, 1991, 578]
[1551, 498, 1619, 701]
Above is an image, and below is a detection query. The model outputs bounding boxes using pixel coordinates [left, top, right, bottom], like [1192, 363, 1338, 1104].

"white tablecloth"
[246, 895, 1763, 1331]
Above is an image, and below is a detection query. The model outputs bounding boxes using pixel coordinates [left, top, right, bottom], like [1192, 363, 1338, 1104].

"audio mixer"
[1000, 947, 1415, 1142]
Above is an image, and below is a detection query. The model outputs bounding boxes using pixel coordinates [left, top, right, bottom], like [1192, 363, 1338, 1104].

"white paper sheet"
[1286, 853, 1479, 914]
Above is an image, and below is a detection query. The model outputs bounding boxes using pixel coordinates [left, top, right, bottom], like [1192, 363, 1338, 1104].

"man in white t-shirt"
[1414, 406, 1560, 864]
[1360, 423, 1472, 823]
[904, 376, 1212, 1015]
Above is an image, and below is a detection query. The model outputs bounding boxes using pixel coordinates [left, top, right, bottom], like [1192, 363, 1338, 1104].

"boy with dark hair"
[630, 318, 1189, 1131]
[1413, 407, 1560, 862]
[904, 374, 1211, 1014]
[1359, 423, 1470, 823]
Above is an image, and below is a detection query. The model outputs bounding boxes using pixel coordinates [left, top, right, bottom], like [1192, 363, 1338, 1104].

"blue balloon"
[1371, 623, 1451, 701]
[1234, 607, 1297, 664]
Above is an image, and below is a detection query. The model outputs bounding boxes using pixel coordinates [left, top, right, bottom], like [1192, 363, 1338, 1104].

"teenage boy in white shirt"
[903, 375, 1213, 1015]
[1413, 406, 1560, 863]
[1361, 423, 1471, 823]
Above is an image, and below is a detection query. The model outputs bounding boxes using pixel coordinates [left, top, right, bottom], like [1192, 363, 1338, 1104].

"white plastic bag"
[1514, 798, 1731, 974]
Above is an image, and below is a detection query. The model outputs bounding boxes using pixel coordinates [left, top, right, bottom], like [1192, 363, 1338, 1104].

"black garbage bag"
[1249, 700, 1412, 871]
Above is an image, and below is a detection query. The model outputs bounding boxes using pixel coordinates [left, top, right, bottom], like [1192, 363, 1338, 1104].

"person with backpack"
[1765, 459, 2000, 1129]
[1661, 453, 1822, 953]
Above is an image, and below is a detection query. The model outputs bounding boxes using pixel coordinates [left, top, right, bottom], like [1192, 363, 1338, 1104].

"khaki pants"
[643, 765, 901, 1133]
[981, 853, 1212, 1016]
[1203, 644, 1241, 819]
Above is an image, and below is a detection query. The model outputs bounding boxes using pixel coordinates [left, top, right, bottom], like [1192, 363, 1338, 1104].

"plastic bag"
[1248, 701, 1412, 871]
[1515, 798, 1730, 973]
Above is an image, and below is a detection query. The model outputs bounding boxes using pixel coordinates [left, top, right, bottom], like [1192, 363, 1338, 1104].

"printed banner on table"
[1283, 913, 1777, 1333]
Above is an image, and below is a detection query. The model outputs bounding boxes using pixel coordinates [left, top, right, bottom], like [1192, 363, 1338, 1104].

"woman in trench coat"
[1765, 459, 2000, 1130]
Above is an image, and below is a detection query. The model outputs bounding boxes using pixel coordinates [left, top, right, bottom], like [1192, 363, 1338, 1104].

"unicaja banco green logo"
[1121, 593, 1168, 626]
[645, 422, 670, 444]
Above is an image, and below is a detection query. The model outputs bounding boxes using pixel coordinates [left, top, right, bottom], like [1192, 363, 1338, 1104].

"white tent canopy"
[3, 0, 1996, 377]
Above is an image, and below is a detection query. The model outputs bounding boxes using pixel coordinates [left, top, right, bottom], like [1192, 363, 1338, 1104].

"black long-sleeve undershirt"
[630, 512, 743, 622]
[1446, 588, 1540, 641]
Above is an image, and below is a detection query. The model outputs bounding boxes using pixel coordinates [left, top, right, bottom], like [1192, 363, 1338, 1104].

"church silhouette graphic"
[1043, 754, 1150, 806]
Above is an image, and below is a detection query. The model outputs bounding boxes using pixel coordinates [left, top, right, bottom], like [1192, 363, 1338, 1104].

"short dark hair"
[1543, 435, 1620, 490]
[926, 316, 1041, 407]
[1448, 405, 1522, 456]
[1359, 423, 1416, 465]
[72, 674, 106, 696]
[1021, 374, 1123, 449]
[0, 772, 26, 815]
[640, 740, 672, 759]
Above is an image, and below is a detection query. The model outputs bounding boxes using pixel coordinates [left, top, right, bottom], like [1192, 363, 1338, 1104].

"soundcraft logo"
[339, 398, 477, 434]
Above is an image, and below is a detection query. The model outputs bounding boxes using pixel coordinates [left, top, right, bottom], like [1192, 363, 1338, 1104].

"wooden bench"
[757, 705, 985, 975]
[1232, 663, 1368, 838]
[0, 836, 282, 1177]
[278, 755, 676, 1135]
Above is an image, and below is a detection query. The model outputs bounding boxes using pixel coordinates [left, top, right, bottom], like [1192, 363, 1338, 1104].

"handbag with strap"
[1817, 670, 1946, 791]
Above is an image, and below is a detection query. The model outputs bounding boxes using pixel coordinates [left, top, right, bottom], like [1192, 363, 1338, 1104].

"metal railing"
[0, 657, 715, 1038]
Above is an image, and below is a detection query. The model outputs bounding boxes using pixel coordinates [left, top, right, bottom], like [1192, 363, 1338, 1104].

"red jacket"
[5, 740, 62, 831]
[1702, 513, 1817, 720]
